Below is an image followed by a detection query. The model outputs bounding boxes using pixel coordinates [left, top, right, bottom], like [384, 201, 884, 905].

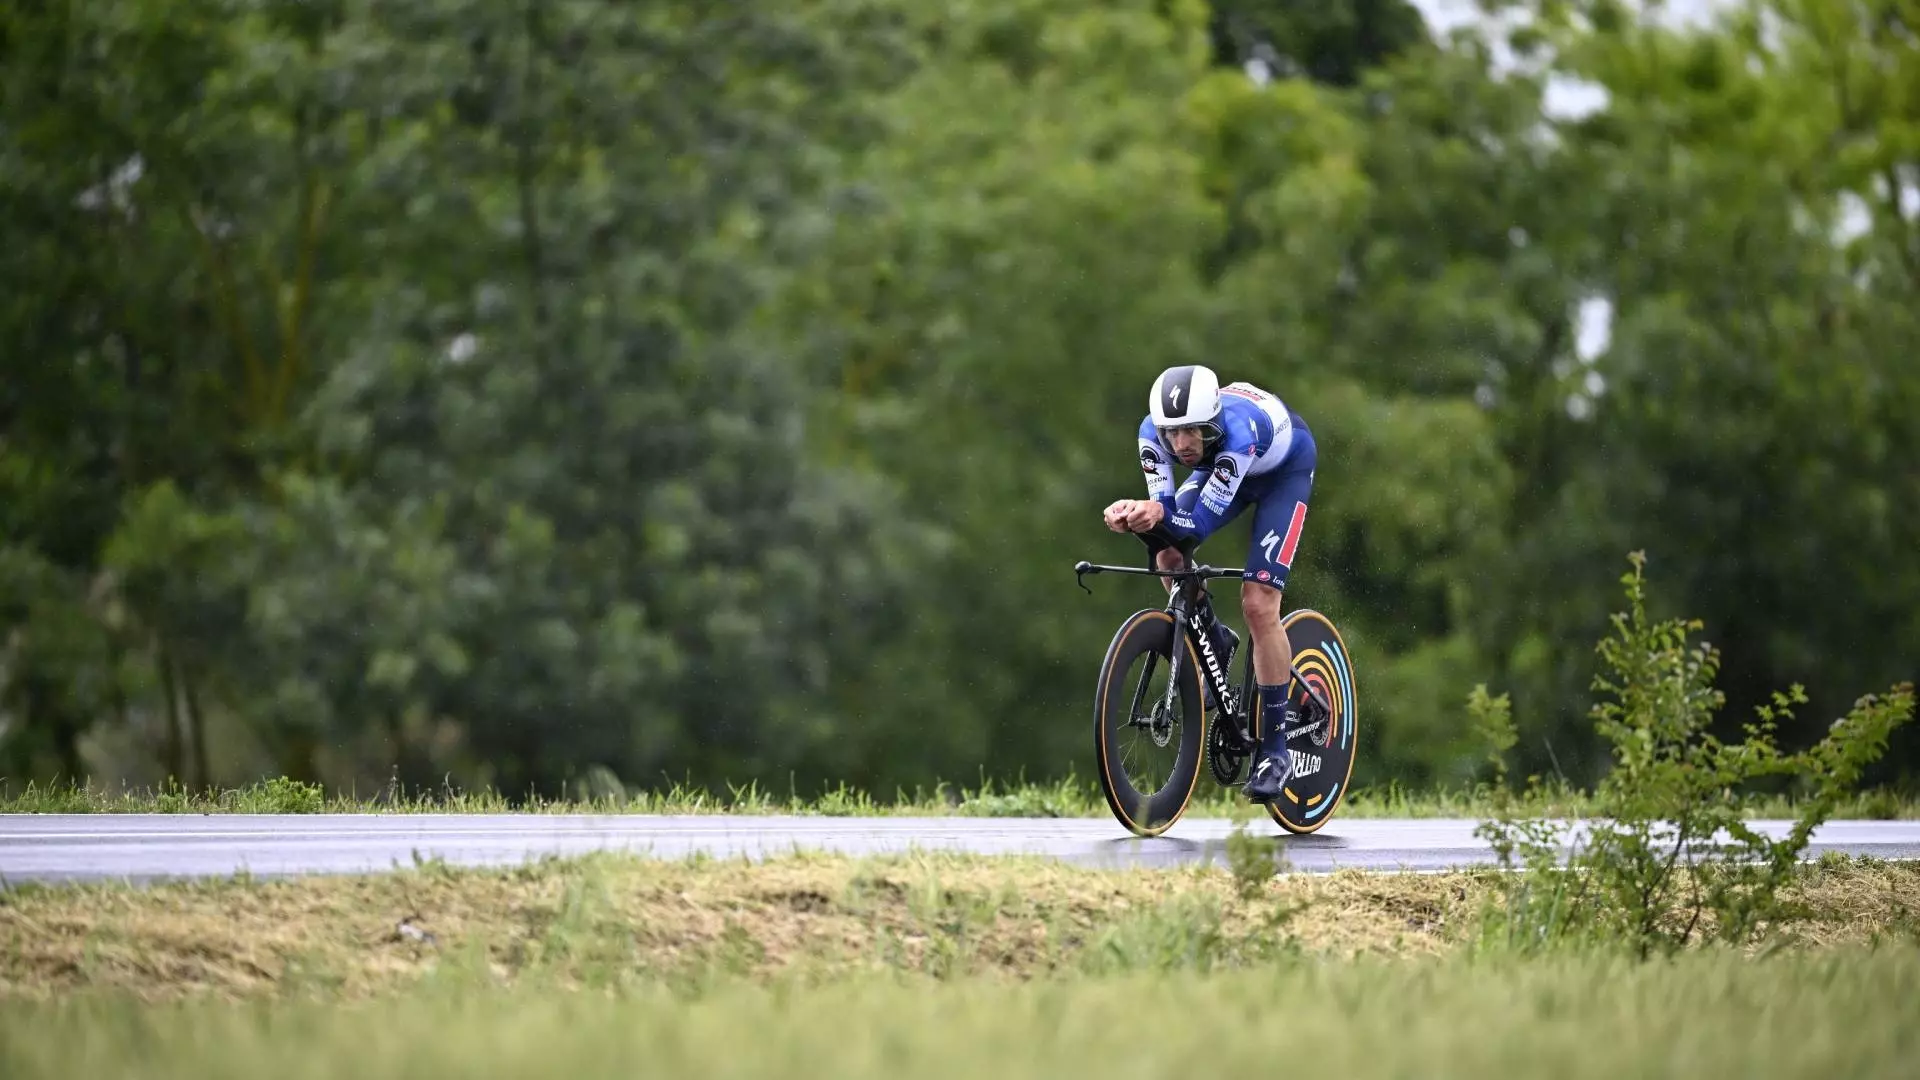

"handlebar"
[1073, 524, 1241, 594]
[1074, 560, 1244, 590]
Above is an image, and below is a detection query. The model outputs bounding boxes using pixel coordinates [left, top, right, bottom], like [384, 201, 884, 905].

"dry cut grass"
[0, 852, 1471, 1000]
[4, 850, 1918, 1003]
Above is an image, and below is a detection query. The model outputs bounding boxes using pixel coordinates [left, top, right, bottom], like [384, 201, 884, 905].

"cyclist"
[1100, 364, 1320, 804]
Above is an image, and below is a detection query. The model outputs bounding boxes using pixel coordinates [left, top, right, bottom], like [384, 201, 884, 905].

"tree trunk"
[31, 680, 85, 786]
[278, 727, 320, 784]
[182, 664, 212, 791]
[158, 644, 185, 784]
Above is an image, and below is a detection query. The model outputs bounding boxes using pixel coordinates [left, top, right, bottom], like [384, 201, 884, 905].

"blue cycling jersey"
[1136, 380, 1305, 543]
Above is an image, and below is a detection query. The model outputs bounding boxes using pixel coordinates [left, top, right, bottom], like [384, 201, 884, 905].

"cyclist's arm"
[1162, 449, 1253, 542]
[1136, 417, 1176, 508]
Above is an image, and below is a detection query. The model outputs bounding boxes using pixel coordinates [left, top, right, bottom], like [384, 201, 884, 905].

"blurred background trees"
[3, 0, 1914, 798]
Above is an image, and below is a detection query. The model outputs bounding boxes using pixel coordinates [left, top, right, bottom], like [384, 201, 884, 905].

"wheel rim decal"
[1326, 636, 1355, 751]
[1305, 782, 1340, 819]
[1301, 629, 1353, 820]
[1293, 645, 1343, 748]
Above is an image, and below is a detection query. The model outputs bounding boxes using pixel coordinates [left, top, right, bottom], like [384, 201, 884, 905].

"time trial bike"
[1073, 529, 1359, 838]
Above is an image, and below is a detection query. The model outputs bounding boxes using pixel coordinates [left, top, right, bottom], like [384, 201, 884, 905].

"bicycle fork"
[1144, 595, 1188, 729]
[1121, 593, 1192, 731]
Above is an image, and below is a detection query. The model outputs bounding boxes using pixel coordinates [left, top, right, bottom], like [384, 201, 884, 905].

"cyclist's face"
[1165, 426, 1206, 465]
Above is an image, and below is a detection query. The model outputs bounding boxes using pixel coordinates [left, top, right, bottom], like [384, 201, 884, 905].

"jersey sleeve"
[1136, 416, 1175, 502]
[1162, 449, 1254, 541]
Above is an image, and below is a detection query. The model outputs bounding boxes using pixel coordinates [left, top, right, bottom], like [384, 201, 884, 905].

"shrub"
[1472, 551, 1915, 958]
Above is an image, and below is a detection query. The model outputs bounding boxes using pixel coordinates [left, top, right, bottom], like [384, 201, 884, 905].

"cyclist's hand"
[1123, 499, 1164, 532]
[1102, 500, 1134, 532]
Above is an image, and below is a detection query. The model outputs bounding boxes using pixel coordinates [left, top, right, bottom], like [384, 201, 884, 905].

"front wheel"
[1094, 608, 1207, 837]
[1262, 609, 1359, 835]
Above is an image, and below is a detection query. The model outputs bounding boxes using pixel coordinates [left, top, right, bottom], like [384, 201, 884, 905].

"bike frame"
[1075, 556, 1250, 725]
[1075, 538, 1334, 726]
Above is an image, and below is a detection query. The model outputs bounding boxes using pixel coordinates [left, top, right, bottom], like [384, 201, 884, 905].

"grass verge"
[4, 772, 1917, 820]
[3, 848, 1917, 1003]
[3, 944, 1918, 1079]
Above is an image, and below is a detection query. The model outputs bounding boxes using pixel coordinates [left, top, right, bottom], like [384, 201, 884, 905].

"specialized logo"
[1288, 749, 1323, 777]
[1258, 502, 1308, 567]
[1159, 366, 1196, 419]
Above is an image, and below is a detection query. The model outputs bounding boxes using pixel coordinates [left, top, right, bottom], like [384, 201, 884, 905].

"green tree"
[1208, 0, 1430, 86]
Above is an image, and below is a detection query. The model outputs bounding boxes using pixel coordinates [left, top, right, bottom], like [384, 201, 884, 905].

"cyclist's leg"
[1238, 440, 1318, 799]
[1239, 480, 1310, 684]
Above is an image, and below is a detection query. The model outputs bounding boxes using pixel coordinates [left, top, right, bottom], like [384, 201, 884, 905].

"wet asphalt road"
[2, 815, 1918, 885]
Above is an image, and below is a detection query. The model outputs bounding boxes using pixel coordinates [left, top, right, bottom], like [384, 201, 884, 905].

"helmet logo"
[1158, 366, 1196, 420]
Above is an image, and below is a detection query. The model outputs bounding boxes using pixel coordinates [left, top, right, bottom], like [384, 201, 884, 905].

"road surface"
[3, 815, 1918, 885]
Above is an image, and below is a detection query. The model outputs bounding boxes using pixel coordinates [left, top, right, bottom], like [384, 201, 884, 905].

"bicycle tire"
[1263, 609, 1359, 835]
[1094, 608, 1207, 837]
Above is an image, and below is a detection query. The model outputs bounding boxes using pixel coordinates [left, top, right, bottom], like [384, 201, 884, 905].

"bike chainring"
[1208, 712, 1250, 785]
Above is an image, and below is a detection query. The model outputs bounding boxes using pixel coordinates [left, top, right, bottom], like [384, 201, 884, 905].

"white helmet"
[1148, 364, 1223, 437]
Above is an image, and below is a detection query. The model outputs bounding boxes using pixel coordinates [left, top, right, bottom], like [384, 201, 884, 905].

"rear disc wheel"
[1262, 609, 1359, 835]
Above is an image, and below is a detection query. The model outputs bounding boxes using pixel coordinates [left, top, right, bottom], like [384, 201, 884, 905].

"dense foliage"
[3, 0, 1915, 799]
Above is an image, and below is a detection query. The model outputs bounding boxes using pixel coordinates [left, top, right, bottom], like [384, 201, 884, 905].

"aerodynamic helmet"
[1148, 364, 1224, 442]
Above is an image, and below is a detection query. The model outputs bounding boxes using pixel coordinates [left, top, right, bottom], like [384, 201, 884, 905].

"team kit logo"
[1201, 455, 1238, 514]
[1140, 446, 1161, 474]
